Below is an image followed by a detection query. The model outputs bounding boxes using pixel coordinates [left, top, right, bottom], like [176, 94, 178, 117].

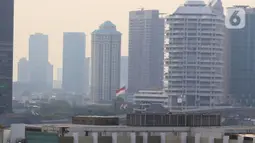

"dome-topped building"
[91, 21, 122, 103]
[92, 21, 121, 35]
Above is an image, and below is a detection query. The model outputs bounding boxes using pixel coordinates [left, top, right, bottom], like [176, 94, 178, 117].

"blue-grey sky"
[14, 0, 255, 80]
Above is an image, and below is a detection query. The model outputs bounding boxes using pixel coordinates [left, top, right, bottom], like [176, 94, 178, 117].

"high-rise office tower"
[227, 6, 255, 106]
[53, 68, 62, 89]
[47, 62, 53, 89]
[62, 32, 86, 93]
[84, 57, 90, 94]
[0, 0, 14, 113]
[57, 68, 62, 82]
[121, 56, 128, 87]
[29, 33, 49, 91]
[18, 58, 30, 83]
[128, 9, 164, 94]
[164, 0, 225, 108]
[91, 21, 121, 103]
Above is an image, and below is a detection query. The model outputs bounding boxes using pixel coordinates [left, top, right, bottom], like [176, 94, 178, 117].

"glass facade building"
[0, 0, 14, 113]
[228, 7, 255, 105]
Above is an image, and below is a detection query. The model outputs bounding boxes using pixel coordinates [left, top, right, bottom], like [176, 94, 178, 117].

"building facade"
[227, 6, 255, 106]
[18, 58, 30, 83]
[164, 0, 225, 108]
[29, 33, 49, 91]
[46, 62, 53, 89]
[128, 9, 164, 94]
[91, 21, 121, 103]
[133, 90, 167, 106]
[62, 32, 86, 94]
[120, 56, 128, 87]
[0, 0, 14, 113]
[84, 57, 90, 95]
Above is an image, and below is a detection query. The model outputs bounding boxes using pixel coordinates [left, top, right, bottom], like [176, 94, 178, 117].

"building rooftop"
[92, 21, 121, 35]
[174, 0, 213, 15]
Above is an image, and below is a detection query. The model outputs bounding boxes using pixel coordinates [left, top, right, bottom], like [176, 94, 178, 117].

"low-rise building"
[133, 90, 167, 106]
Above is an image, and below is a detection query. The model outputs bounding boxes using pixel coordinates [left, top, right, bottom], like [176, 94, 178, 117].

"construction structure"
[126, 113, 221, 127]
[72, 116, 119, 126]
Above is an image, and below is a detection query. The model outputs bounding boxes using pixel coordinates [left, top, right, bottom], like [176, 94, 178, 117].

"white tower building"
[91, 21, 122, 103]
[164, 0, 225, 109]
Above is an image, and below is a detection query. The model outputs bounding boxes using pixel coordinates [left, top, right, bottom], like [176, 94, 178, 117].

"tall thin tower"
[29, 33, 49, 91]
[62, 32, 86, 94]
[128, 9, 164, 94]
[91, 21, 121, 103]
[0, 0, 14, 113]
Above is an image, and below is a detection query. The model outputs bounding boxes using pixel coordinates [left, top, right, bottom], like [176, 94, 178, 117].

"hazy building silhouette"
[84, 57, 90, 94]
[29, 33, 49, 91]
[0, 0, 14, 113]
[164, 0, 225, 107]
[91, 21, 121, 103]
[46, 62, 53, 89]
[227, 6, 255, 105]
[62, 32, 86, 94]
[128, 9, 164, 94]
[18, 58, 29, 83]
[57, 68, 62, 81]
[121, 56, 128, 87]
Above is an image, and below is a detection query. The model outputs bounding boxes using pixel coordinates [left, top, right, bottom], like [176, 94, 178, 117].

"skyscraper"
[84, 57, 90, 94]
[54, 68, 62, 89]
[57, 68, 62, 82]
[29, 33, 49, 91]
[91, 21, 121, 103]
[227, 6, 255, 106]
[18, 58, 29, 83]
[62, 32, 86, 93]
[164, 0, 225, 108]
[47, 62, 53, 89]
[0, 0, 14, 113]
[128, 9, 164, 94]
[121, 56, 128, 87]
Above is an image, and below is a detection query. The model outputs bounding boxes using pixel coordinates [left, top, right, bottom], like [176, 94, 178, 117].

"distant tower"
[227, 6, 255, 106]
[62, 32, 86, 94]
[84, 57, 90, 94]
[91, 21, 121, 103]
[0, 0, 14, 113]
[29, 33, 49, 91]
[46, 62, 53, 89]
[128, 9, 164, 94]
[121, 56, 128, 87]
[18, 58, 30, 83]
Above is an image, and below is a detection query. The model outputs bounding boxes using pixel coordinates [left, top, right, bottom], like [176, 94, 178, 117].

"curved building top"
[92, 21, 121, 35]
[175, 0, 212, 15]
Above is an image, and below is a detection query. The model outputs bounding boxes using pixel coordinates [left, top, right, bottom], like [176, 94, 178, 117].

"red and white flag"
[116, 86, 126, 97]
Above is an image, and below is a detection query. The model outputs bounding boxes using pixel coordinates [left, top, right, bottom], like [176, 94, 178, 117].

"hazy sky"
[14, 0, 255, 80]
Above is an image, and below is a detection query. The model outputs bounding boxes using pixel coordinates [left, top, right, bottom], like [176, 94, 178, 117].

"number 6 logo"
[225, 7, 245, 29]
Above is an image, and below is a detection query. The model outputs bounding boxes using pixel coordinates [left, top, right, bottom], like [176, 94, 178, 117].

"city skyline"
[14, 0, 255, 80]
